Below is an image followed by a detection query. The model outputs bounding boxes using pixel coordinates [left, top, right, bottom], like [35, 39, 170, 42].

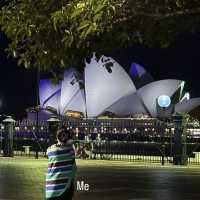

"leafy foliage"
[0, 0, 200, 75]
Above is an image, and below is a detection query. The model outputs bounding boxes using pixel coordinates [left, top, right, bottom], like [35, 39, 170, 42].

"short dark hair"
[56, 127, 71, 144]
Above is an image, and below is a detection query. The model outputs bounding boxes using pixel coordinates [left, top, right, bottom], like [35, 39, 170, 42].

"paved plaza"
[0, 157, 200, 200]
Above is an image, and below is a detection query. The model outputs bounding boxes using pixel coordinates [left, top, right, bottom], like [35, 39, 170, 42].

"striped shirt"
[45, 143, 77, 199]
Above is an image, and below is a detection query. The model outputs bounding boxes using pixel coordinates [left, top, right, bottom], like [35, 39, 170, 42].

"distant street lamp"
[0, 115, 3, 154]
[2, 116, 16, 157]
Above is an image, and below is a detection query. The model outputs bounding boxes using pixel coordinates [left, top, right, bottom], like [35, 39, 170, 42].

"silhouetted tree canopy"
[0, 0, 200, 78]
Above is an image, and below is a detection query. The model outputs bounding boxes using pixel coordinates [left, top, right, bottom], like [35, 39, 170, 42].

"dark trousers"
[47, 183, 74, 200]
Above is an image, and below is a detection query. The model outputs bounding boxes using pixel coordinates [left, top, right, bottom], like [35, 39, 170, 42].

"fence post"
[172, 114, 187, 165]
[47, 116, 60, 146]
[0, 123, 3, 154]
[2, 116, 16, 157]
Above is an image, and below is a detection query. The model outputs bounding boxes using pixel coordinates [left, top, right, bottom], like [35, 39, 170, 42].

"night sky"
[0, 31, 200, 119]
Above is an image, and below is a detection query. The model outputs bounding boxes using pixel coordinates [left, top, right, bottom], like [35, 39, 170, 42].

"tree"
[0, 0, 200, 76]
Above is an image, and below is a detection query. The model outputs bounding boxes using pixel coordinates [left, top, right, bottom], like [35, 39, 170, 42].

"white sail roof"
[60, 69, 86, 115]
[84, 54, 136, 117]
[180, 92, 190, 102]
[137, 79, 184, 117]
[129, 63, 146, 78]
[63, 89, 86, 114]
[105, 92, 147, 116]
[39, 56, 199, 119]
[39, 79, 61, 113]
[175, 98, 200, 114]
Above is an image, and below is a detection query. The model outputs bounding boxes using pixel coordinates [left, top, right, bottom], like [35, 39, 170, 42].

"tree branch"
[115, 7, 200, 24]
[138, 7, 200, 19]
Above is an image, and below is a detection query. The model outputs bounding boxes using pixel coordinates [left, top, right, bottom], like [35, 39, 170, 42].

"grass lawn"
[0, 157, 200, 200]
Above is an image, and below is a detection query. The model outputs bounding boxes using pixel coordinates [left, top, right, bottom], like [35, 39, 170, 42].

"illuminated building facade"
[35, 54, 200, 120]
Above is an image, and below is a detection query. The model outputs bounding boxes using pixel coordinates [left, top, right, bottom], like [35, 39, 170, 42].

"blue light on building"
[158, 95, 171, 108]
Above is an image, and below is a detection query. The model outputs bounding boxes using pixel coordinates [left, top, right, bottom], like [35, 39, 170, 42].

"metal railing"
[0, 118, 200, 165]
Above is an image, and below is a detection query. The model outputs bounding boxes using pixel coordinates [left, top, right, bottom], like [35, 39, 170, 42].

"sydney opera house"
[28, 54, 200, 121]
